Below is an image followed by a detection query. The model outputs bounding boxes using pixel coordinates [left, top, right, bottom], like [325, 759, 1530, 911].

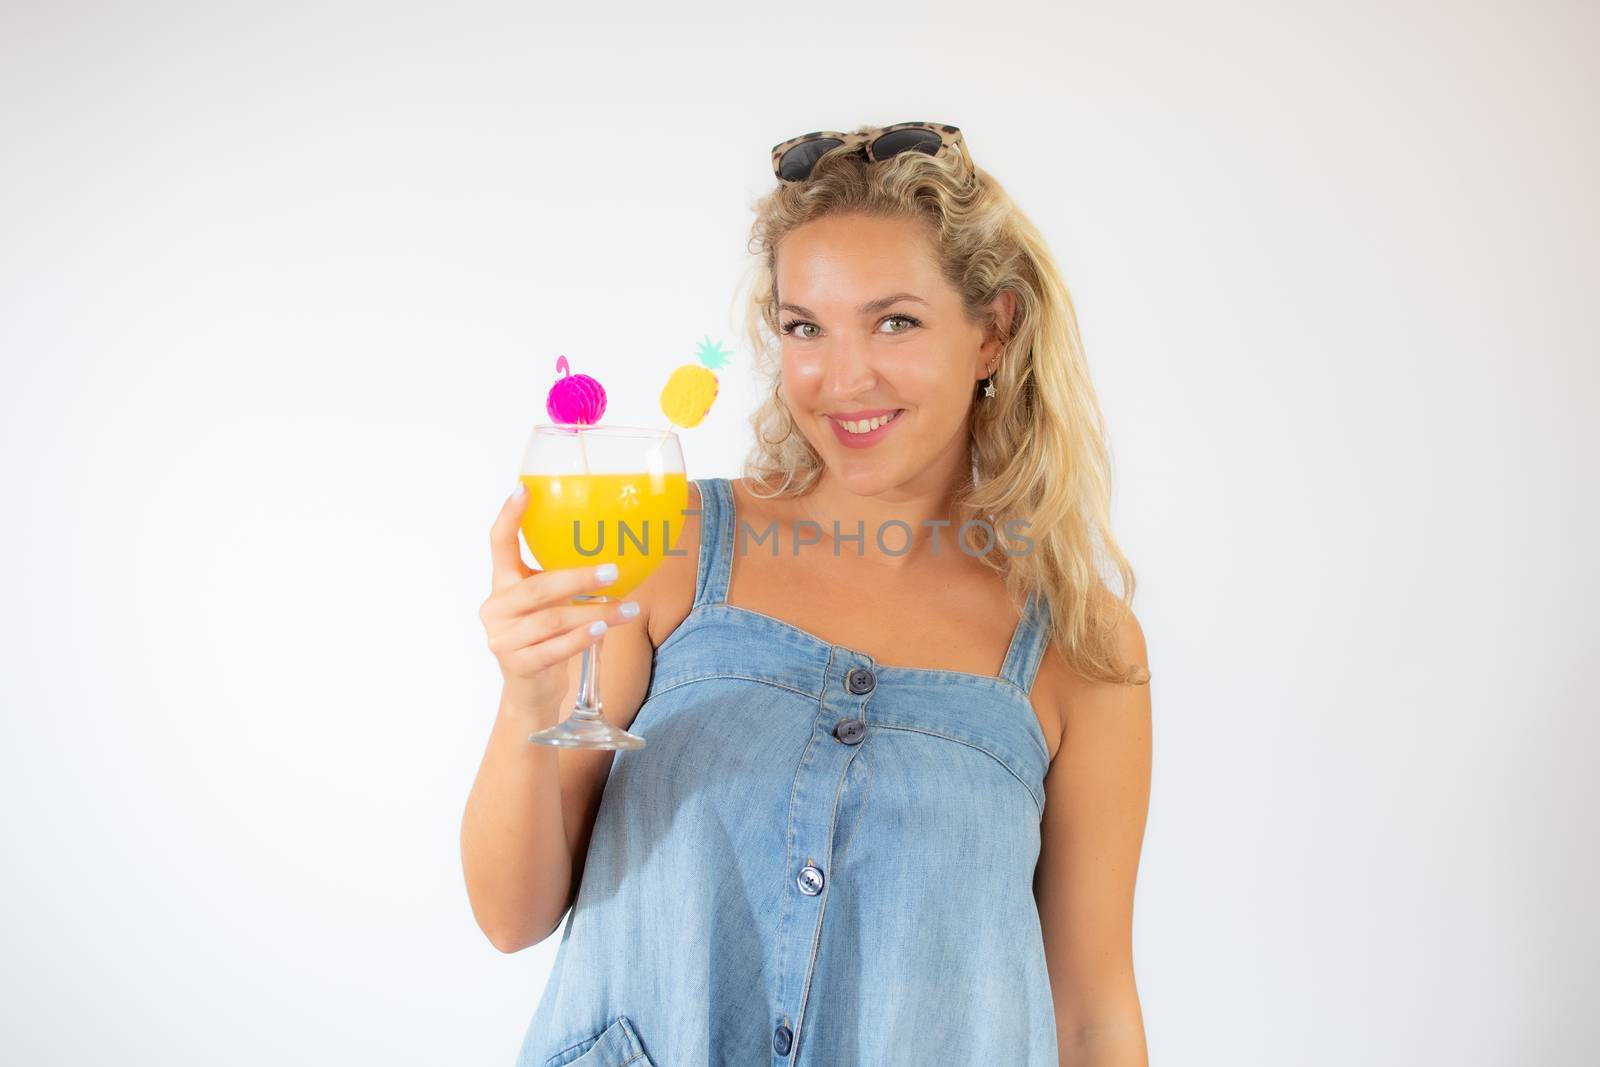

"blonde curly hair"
[732, 129, 1149, 687]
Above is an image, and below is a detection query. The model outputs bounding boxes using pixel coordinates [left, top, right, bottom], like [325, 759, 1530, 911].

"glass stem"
[571, 632, 604, 721]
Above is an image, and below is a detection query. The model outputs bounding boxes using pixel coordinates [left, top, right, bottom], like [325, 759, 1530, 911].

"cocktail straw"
[648, 424, 681, 473]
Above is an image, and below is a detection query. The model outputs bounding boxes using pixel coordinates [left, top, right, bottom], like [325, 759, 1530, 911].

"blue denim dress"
[515, 477, 1058, 1066]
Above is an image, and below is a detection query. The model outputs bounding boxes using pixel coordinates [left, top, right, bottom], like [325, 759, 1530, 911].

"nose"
[818, 339, 877, 402]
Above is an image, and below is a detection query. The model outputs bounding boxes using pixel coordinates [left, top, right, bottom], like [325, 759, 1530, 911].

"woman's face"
[774, 212, 1010, 494]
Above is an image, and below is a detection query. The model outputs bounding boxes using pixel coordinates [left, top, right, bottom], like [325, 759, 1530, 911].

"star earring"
[982, 360, 998, 399]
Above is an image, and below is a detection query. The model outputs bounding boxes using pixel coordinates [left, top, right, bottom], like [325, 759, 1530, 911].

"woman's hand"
[480, 485, 638, 722]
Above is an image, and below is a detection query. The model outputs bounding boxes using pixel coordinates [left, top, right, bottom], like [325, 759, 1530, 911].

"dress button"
[833, 718, 866, 745]
[844, 666, 876, 695]
[796, 863, 825, 895]
[773, 1023, 793, 1055]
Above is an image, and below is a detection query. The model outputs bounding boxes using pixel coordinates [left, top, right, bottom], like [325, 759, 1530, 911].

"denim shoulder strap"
[999, 589, 1052, 693]
[690, 477, 734, 608]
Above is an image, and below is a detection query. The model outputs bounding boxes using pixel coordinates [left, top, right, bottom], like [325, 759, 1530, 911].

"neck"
[795, 457, 973, 572]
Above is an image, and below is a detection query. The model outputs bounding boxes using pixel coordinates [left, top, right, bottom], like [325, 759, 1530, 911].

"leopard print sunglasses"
[770, 122, 973, 183]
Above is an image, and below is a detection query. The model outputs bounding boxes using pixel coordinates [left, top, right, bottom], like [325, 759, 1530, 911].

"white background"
[2, 2, 1594, 1064]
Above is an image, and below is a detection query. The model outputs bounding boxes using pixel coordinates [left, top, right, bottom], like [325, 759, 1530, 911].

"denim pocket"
[541, 1015, 655, 1067]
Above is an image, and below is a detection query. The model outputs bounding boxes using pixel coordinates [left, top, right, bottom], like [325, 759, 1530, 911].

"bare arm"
[1035, 608, 1153, 1066]
[460, 636, 653, 952]
[458, 486, 656, 953]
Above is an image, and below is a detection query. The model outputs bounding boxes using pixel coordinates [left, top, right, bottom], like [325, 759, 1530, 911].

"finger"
[504, 561, 623, 615]
[490, 600, 638, 655]
[504, 616, 609, 676]
[490, 482, 535, 593]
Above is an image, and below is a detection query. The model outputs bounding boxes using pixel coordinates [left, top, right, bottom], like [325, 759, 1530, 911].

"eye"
[778, 314, 922, 339]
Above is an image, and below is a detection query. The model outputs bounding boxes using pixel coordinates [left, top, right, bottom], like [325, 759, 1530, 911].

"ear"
[978, 290, 1016, 372]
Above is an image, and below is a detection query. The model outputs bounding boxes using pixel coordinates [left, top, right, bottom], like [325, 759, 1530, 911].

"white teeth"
[836, 411, 900, 434]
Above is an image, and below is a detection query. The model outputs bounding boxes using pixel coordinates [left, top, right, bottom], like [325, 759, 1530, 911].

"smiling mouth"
[828, 410, 905, 435]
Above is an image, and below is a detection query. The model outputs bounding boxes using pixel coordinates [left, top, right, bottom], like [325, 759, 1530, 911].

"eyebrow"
[778, 292, 930, 318]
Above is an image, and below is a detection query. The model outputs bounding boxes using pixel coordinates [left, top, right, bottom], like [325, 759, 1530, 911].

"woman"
[463, 122, 1153, 1067]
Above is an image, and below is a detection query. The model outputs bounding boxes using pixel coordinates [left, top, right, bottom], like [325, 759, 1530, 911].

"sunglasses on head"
[770, 122, 973, 183]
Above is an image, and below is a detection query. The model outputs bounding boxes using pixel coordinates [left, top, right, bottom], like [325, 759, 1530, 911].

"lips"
[826, 408, 900, 421]
[826, 408, 905, 448]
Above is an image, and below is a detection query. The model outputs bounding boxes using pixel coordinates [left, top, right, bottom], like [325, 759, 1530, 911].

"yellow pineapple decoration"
[659, 335, 731, 429]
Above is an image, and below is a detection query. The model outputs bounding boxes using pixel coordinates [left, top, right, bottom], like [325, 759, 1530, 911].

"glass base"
[527, 714, 646, 750]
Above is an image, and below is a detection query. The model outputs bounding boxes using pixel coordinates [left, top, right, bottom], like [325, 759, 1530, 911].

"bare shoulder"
[635, 479, 702, 648]
[1041, 596, 1151, 765]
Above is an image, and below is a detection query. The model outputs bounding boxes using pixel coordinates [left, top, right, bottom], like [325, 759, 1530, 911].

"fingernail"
[618, 601, 640, 618]
[595, 563, 619, 584]
[512, 481, 527, 500]
[588, 619, 608, 636]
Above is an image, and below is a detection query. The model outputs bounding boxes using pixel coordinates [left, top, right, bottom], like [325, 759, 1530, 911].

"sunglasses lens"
[870, 128, 944, 160]
[777, 138, 845, 181]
